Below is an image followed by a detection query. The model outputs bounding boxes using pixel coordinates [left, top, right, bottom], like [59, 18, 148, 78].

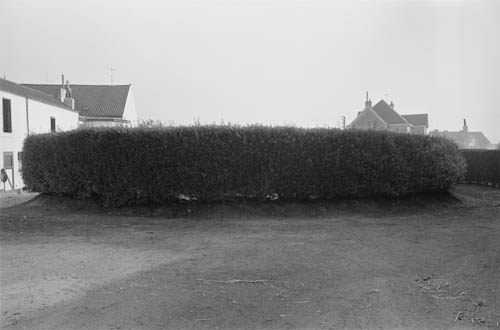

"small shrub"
[22, 126, 466, 206]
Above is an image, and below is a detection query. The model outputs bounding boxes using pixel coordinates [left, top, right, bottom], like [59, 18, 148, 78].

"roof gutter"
[25, 97, 29, 135]
[79, 116, 131, 123]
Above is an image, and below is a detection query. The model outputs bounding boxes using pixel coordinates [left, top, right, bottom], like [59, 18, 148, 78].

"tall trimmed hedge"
[22, 126, 466, 206]
[461, 149, 500, 187]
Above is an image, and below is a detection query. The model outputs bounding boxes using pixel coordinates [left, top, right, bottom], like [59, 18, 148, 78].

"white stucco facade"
[122, 86, 138, 126]
[1, 89, 79, 191]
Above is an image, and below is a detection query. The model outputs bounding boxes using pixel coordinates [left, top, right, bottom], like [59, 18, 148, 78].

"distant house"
[401, 114, 429, 135]
[430, 120, 494, 149]
[23, 77, 137, 127]
[1, 78, 79, 191]
[347, 94, 429, 134]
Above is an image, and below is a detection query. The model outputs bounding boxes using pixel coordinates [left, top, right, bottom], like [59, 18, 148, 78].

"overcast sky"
[1, 0, 499, 143]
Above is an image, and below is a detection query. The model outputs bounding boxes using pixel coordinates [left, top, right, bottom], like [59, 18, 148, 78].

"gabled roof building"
[347, 93, 429, 135]
[430, 120, 494, 149]
[24, 76, 137, 127]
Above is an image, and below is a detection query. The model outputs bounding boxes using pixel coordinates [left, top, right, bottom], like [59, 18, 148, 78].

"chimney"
[63, 79, 75, 110]
[59, 74, 66, 102]
[390, 101, 394, 109]
[462, 119, 468, 133]
[364, 91, 372, 109]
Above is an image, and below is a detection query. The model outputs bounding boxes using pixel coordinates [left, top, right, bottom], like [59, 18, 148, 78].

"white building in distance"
[1, 78, 79, 191]
[347, 93, 429, 135]
[24, 78, 138, 127]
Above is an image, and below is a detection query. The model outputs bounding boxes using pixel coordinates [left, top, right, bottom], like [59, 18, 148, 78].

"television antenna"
[105, 66, 117, 85]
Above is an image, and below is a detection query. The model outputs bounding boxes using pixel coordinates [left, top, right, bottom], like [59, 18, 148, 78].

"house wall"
[387, 123, 411, 134]
[81, 120, 128, 128]
[348, 109, 387, 131]
[122, 86, 138, 126]
[1, 91, 27, 191]
[28, 99, 79, 134]
[0, 90, 78, 191]
[410, 126, 427, 135]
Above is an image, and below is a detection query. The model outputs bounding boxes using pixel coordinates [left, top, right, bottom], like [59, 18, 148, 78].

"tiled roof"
[437, 131, 491, 149]
[22, 84, 131, 118]
[0, 78, 73, 111]
[371, 100, 409, 125]
[402, 114, 429, 127]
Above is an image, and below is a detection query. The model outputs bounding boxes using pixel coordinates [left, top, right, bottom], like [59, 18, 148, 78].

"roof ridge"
[3, 79, 58, 99]
[22, 83, 131, 87]
[1, 78, 73, 111]
[21, 84, 67, 101]
[22, 83, 131, 118]
[372, 99, 410, 125]
[367, 107, 388, 125]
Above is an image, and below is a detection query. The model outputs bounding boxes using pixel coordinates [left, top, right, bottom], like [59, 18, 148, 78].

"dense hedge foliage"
[22, 126, 466, 206]
[462, 149, 500, 187]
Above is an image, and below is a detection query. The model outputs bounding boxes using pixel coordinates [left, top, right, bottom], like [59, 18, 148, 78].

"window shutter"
[3, 99, 12, 133]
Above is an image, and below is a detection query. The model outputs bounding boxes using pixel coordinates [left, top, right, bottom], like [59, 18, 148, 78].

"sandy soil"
[1, 185, 499, 330]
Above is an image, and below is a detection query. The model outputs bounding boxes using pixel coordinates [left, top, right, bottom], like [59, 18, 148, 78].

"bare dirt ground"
[1, 185, 499, 330]
[0, 191, 38, 209]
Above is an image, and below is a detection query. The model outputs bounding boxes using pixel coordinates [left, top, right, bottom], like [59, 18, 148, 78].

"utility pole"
[341, 116, 346, 130]
[105, 66, 117, 85]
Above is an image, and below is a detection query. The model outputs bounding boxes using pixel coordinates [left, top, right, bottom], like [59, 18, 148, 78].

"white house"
[347, 93, 429, 135]
[24, 79, 138, 127]
[1, 78, 79, 191]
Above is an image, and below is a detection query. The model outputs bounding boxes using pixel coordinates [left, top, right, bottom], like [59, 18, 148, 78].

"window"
[3, 152, 13, 169]
[50, 117, 56, 132]
[2, 152, 14, 189]
[3, 98, 12, 133]
[18, 152, 23, 172]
